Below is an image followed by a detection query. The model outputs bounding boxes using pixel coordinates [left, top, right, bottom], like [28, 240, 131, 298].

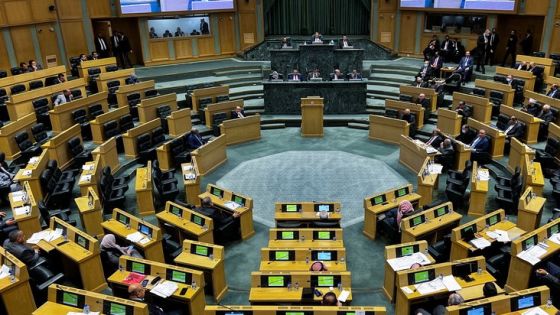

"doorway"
[92, 18, 144, 66]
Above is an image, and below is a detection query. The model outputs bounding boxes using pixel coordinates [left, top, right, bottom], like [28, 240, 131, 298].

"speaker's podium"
[301, 97, 324, 137]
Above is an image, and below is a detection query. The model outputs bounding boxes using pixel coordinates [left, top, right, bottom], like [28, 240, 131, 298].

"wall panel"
[55, 0, 82, 19]
[197, 36, 215, 57]
[174, 39, 192, 59]
[549, 20, 560, 54]
[87, 0, 112, 18]
[522, 0, 549, 15]
[10, 25, 35, 63]
[0, 32, 11, 71]
[29, 0, 56, 22]
[379, 0, 398, 12]
[217, 13, 235, 54]
[238, 12, 257, 49]
[399, 12, 417, 54]
[36, 22, 61, 66]
[60, 21, 88, 58]
[378, 12, 395, 50]
[149, 40, 169, 61]
[4, 0, 33, 25]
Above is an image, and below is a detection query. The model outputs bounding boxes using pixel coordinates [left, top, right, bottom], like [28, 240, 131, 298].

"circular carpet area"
[216, 150, 408, 227]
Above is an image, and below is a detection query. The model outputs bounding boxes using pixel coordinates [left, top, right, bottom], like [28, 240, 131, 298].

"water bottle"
[547, 298, 553, 308]
[191, 280, 197, 290]
[209, 253, 214, 260]
[477, 267, 483, 275]
[330, 40, 334, 45]
[340, 256, 345, 264]
[9, 269, 15, 283]
[305, 256, 309, 264]
[83, 304, 90, 314]
[119, 264, 123, 272]
[300, 235, 305, 242]
[287, 282, 292, 291]
[295, 282, 299, 290]
[337, 282, 342, 291]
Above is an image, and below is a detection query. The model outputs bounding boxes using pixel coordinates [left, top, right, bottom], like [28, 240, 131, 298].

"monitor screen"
[117, 213, 130, 225]
[314, 204, 333, 212]
[461, 225, 477, 241]
[434, 206, 448, 218]
[274, 251, 290, 261]
[512, 293, 541, 311]
[315, 231, 333, 240]
[277, 231, 298, 240]
[398, 245, 417, 257]
[317, 275, 334, 287]
[232, 195, 245, 206]
[548, 224, 559, 237]
[453, 262, 476, 279]
[138, 223, 151, 236]
[313, 251, 336, 261]
[75, 234, 89, 249]
[62, 292, 79, 307]
[407, 269, 435, 285]
[119, 0, 235, 15]
[166, 269, 191, 284]
[131, 261, 146, 274]
[191, 214, 205, 226]
[371, 195, 386, 206]
[266, 276, 285, 287]
[193, 245, 209, 256]
[283, 204, 300, 212]
[170, 205, 182, 217]
[410, 215, 425, 228]
[280, 312, 312, 315]
[211, 187, 224, 198]
[396, 187, 409, 197]
[103, 301, 132, 315]
[522, 235, 537, 250]
[399, 0, 517, 11]
[486, 214, 499, 226]
[465, 306, 489, 315]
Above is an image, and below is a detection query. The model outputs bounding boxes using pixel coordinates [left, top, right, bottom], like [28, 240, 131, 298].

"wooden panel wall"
[550, 6, 560, 54]
[86, 0, 112, 18]
[198, 36, 215, 57]
[217, 13, 235, 54]
[36, 22, 61, 64]
[174, 38, 193, 59]
[60, 21, 89, 58]
[0, 33, 11, 71]
[378, 0, 398, 50]
[399, 12, 417, 54]
[10, 25, 35, 64]
[522, 0, 550, 15]
[237, 0, 258, 49]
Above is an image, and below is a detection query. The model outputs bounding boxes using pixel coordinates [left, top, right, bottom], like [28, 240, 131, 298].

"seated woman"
[100, 234, 143, 270]
[310, 261, 328, 272]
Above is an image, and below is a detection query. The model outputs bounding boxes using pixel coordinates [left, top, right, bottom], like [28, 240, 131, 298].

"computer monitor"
[485, 214, 500, 226]
[371, 194, 387, 206]
[138, 223, 151, 236]
[461, 225, 477, 241]
[232, 195, 246, 206]
[127, 261, 150, 275]
[170, 205, 182, 217]
[313, 231, 333, 240]
[190, 244, 213, 257]
[117, 213, 130, 225]
[407, 269, 435, 285]
[216, 311, 253, 315]
[336, 312, 375, 315]
[278, 312, 312, 315]
[75, 234, 89, 249]
[261, 275, 289, 287]
[282, 204, 301, 212]
[547, 224, 559, 238]
[459, 304, 492, 315]
[453, 262, 476, 280]
[269, 250, 294, 261]
[277, 230, 298, 240]
[434, 206, 449, 218]
[312, 250, 337, 261]
[166, 269, 192, 284]
[191, 214, 205, 226]
[103, 301, 133, 315]
[511, 293, 541, 311]
[311, 275, 341, 288]
[210, 186, 224, 198]
[522, 235, 538, 251]
[57, 291, 84, 308]
[409, 214, 425, 228]
[395, 187, 409, 197]
[396, 244, 419, 257]
[314, 204, 333, 212]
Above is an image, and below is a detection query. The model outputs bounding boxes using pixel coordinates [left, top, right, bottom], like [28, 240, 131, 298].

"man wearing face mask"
[456, 124, 476, 144]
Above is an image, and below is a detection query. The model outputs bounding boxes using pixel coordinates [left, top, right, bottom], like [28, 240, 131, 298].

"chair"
[399, 95, 413, 102]
[127, 93, 141, 118]
[100, 171, 127, 213]
[495, 167, 520, 189]
[107, 80, 120, 105]
[47, 159, 78, 184]
[32, 98, 51, 128]
[532, 51, 546, 57]
[10, 84, 26, 95]
[489, 91, 504, 117]
[14, 131, 42, 161]
[157, 105, 171, 133]
[67, 136, 92, 167]
[472, 88, 485, 96]
[72, 108, 92, 140]
[28, 80, 44, 90]
[493, 75, 507, 84]
[170, 137, 190, 166]
[385, 109, 399, 119]
[0, 70, 7, 78]
[494, 171, 523, 213]
[69, 56, 81, 77]
[535, 137, 560, 176]
[447, 160, 472, 181]
[276, 221, 303, 228]
[151, 127, 166, 146]
[103, 120, 120, 139]
[496, 114, 510, 130]
[428, 234, 452, 263]
[216, 95, 229, 102]
[88, 104, 104, 118]
[144, 89, 158, 98]
[44, 76, 59, 87]
[137, 133, 155, 164]
[31, 123, 49, 144]
[10, 67, 22, 76]
[486, 252, 511, 287]
[28, 261, 64, 305]
[0, 88, 8, 104]
[105, 65, 118, 72]
[101, 166, 130, 191]
[40, 168, 73, 208]
[445, 175, 470, 211]
[37, 200, 75, 228]
[88, 68, 101, 78]
[152, 160, 175, 183]
[71, 89, 82, 100]
[153, 168, 179, 204]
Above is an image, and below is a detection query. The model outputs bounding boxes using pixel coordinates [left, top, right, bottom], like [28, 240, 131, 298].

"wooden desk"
[191, 85, 229, 112]
[205, 305, 387, 315]
[301, 98, 324, 137]
[363, 184, 421, 240]
[500, 105, 542, 144]
[522, 154, 545, 196]
[517, 54, 556, 80]
[123, 118, 161, 159]
[400, 135, 438, 173]
[10, 182, 42, 238]
[467, 118, 506, 158]
[199, 183, 254, 240]
[32, 301, 80, 314]
[108, 256, 205, 315]
[174, 239, 227, 302]
[115, 80, 155, 108]
[369, 115, 410, 144]
[0, 65, 66, 98]
[220, 115, 261, 145]
[437, 108, 462, 137]
[135, 160, 155, 216]
[0, 246, 36, 315]
[395, 256, 496, 315]
[49, 92, 110, 134]
[92, 136, 120, 174]
[452, 92, 492, 124]
[517, 187, 545, 232]
[78, 57, 117, 80]
[95, 68, 135, 93]
[416, 157, 439, 207]
[90, 106, 130, 144]
[204, 99, 243, 128]
[249, 271, 352, 304]
[259, 247, 347, 272]
[101, 208, 165, 262]
[0, 112, 37, 159]
[383, 241, 435, 302]
[42, 124, 82, 169]
[386, 99, 425, 129]
[468, 161, 489, 217]
[399, 85, 438, 112]
[156, 134, 183, 171]
[181, 161, 201, 206]
[78, 156, 101, 196]
[401, 202, 461, 243]
[496, 66, 536, 92]
[42, 284, 148, 315]
[268, 228, 344, 248]
[6, 78, 86, 121]
[274, 201, 342, 227]
[75, 187, 104, 237]
[475, 79, 515, 107]
[13, 149, 49, 201]
[35, 217, 107, 292]
[167, 108, 192, 137]
[138, 92, 177, 123]
[524, 90, 560, 124]
[450, 138, 472, 171]
[191, 134, 227, 176]
[508, 137, 536, 173]
[155, 201, 214, 244]
[505, 217, 560, 292]
[450, 209, 525, 260]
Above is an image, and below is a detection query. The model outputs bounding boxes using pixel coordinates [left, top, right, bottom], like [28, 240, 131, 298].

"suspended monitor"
[459, 304, 492, 315]
[396, 244, 419, 257]
[452, 261, 477, 281]
[138, 223, 152, 236]
[191, 244, 213, 257]
[120, 1, 234, 14]
[408, 269, 435, 285]
[282, 204, 301, 212]
[269, 250, 294, 261]
[511, 293, 541, 311]
[371, 194, 387, 206]
[103, 301, 133, 315]
[128, 261, 150, 275]
[522, 235, 538, 251]
[261, 275, 290, 287]
[399, 0, 517, 11]
[277, 230, 298, 240]
[75, 234, 89, 249]
[312, 250, 337, 261]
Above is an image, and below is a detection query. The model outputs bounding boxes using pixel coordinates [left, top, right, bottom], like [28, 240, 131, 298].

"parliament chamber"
[2, 0, 560, 314]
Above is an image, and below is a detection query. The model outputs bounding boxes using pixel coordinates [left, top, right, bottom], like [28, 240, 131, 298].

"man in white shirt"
[53, 89, 73, 106]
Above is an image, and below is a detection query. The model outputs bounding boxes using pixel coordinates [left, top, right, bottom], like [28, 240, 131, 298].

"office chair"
[88, 104, 104, 118]
[495, 167, 520, 188]
[37, 200, 75, 228]
[536, 137, 560, 176]
[100, 173, 127, 213]
[28, 80, 44, 91]
[153, 168, 179, 204]
[216, 95, 229, 102]
[496, 114, 510, 131]
[152, 160, 175, 183]
[103, 120, 120, 139]
[46, 159, 78, 185]
[14, 131, 42, 161]
[102, 166, 130, 191]
[144, 89, 158, 98]
[472, 88, 485, 96]
[40, 168, 74, 208]
[119, 114, 134, 132]
[399, 94, 413, 102]
[486, 252, 511, 287]
[0, 70, 7, 78]
[495, 175, 523, 214]
[276, 221, 303, 228]
[428, 233, 452, 263]
[532, 51, 546, 58]
[32, 98, 52, 129]
[489, 91, 504, 117]
[67, 136, 92, 168]
[28, 260, 64, 305]
[10, 67, 22, 75]
[151, 127, 166, 146]
[137, 133, 155, 164]
[312, 220, 340, 228]
[71, 89, 82, 100]
[44, 76, 59, 87]
[127, 93, 141, 118]
[31, 123, 49, 145]
[72, 108, 92, 140]
[157, 105, 171, 133]
[0, 88, 8, 104]
[10, 84, 26, 95]
[170, 137, 190, 166]
[105, 65, 118, 72]
[107, 80, 120, 105]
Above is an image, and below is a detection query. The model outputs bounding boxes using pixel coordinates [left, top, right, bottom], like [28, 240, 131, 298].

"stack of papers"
[182, 165, 193, 171]
[486, 230, 510, 243]
[477, 169, 490, 181]
[338, 289, 350, 302]
[470, 237, 492, 249]
[79, 175, 91, 182]
[82, 164, 94, 171]
[224, 201, 241, 210]
[11, 191, 27, 202]
[426, 146, 439, 154]
[184, 173, 196, 180]
[26, 228, 64, 244]
[428, 163, 443, 174]
[414, 278, 446, 295]
[517, 244, 548, 265]
[13, 206, 30, 216]
[548, 233, 560, 245]
[441, 275, 462, 291]
[521, 307, 550, 315]
[126, 231, 145, 243]
[0, 264, 11, 279]
[387, 252, 431, 271]
[151, 280, 178, 298]
[28, 157, 39, 164]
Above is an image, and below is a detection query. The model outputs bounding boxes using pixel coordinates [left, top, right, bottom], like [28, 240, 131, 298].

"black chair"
[493, 75, 507, 84]
[144, 89, 158, 98]
[378, 208, 422, 245]
[216, 95, 229, 102]
[495, 167, 520, 188]
[72, 108, 92, 140]
[0, 70, 7, 78]
[157, 105, 171, 133]
[101, 166, 130, 191]
[69, 56, 81, 77]
[14, 131, 42, 161]
[67, 136, 92, 167]
[44, 76, 59, 87]
[127, 93, 141, 118]
[32, 98, 51, 129]
[153, 167, 179, 204]
[489, 91, 504, 117]
[10, 84, 26, 95]
[107, 80, 120, 105]
[399, 95, 413, 102]
[276, 221, 303, 228]
[28, 80, 44, 90]
[103, 120, 120, 139]
[532, 51, 546, 58]
[447, 160, 472, 181]
[10, 67, 22, 76]
[71, 89, 82, 100]
[100, 168, 127, 213]
[445, 175, 470, 211]
[472, 88, 485, 96]
[37, 200, 75, 227]
[495, 173, 523, 214]
[428, 234, 452, 263]
[28, 260, 64, 305]
[0, 88, 8, 104]
[47, 159, 78, 184]
[31, 123, 49, 145]
[486, 252, 511, 287]
[152, 160, 175, 183]
[535, 137, 560, 176]
[137, 133, 155, 164]
[88, 68, 101, 78]
[88, 104, 104, 118]
[170, 137, 190, 166]
[105, 65, 118, 72]
[40, 168, 74, 208]
[151, 127, 166, 146]
[496, 114, 510, 130]
[385, 109, 399, 119]
[119, 114, 134, 132]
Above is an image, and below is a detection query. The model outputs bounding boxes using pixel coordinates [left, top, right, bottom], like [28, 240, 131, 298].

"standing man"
[111, 31, 122, 68]
[200, 18, 210, 35]
[502, 30, 518, 68]
[119, 32, 133, 68]
[95, 33, 110, 58]
[475, 29, 490, 74]
[520, 30, 534, 56]
[486, 28, 499, 66]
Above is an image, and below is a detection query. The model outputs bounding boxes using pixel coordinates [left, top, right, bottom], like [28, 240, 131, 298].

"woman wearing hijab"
[100, 234, 143, 268]
[384, 200, 415, 232]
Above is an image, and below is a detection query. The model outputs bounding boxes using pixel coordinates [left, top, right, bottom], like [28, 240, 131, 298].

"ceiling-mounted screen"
[119, 0, 235, 15]
[400, 0, 517, 12]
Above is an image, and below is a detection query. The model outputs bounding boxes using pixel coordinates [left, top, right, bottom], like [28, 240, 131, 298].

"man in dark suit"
[440, 35, 455, 62]
[311, 32, 323, 44]
[232, 106, 245, 119]
[435, 138, 455, 170]
[486, 28, 499, 66]
[520, 30, 533, 56]
[454, 51, 474, 83]
[537, 104, 555, 140]
[516, 61, 529, 71]
[423, 44, 437, 62]
[111, 31, 132, 69]
[456, 124, 476, 144]
[475, 29, 490, 74]
[430, 51, 443, 78]
[288, 69, 302, 81]
[186, 128, 207, 149]
[418, 60, 432, 81]
[413, 76, 428, 88]
[348, 69, 362, 80]
[504, 116, 524, 139]
[416, 93, 431, 122]
[470, 129, 490, 163]
[3, 230, 41, 266]
[502, 30, 518, 68]
[401, 109, 416, 137]
[0, 212, 16, 242]
[455, 101, 472, 121]
[95, 33, 110, 58]
[196, 197, 240, 239]
[425, 129, 445, 148]
[200, 18, 210, 35]
[338, 35, 352, 49]
[523, 98, 541, 116]
[547, 84, 560, 99]
[330, 69, 344, 81]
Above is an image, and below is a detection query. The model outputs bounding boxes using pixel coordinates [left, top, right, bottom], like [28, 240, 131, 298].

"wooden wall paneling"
[174, 38, 192, 59]
[236, 0, 256, 11]
[0, 2, 7, 25]
[217, 13, 235, 54]
[149, 40, 169, 62]
[399, 12, 417, 54]
[379, 0, 398, 12]
[197, 36, 215, 57]
[29, 0, 56, 22]
[87, 0, 112, 18]
[557, 2, 560, 17]
[60, 21, 88, 59]
[522, 0, 549, 16]
[238, 12, 257, 49]
[10, 25, 35, 64]
[549, 20, 560, 54]
[378, 12, 395, 50]
[3, 0, 33, 25]
[55, 0, 83, 20]
[0, 32, 11, 70]
[36, 23, 61, 66]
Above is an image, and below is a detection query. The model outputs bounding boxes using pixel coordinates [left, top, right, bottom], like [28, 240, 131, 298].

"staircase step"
[261, 123, 286, 130]
[348, 122, 369, 130]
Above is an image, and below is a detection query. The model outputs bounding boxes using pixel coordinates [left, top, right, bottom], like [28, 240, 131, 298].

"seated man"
[503, 116, 524, 153]
[3, 230, 42, 266]
[547, 84, 560, 99]
[456, 124, 476, 144]
[413, 76, 428, 88]
[417, 60, 432, 81]
[310, 32, 323, 44]
[308, 68, 321, 80]
[469, 129, 490, 163]
[128, 283, 172, 315]
[516, 61, 529, 71]
[435, 139, 455, 170]
[537, 104, 555, 139]
[280, 37, 291, 48]
[0, 212, 16, 243]
[330, 69, 344, 81]
[288, 69, 302, 81]
[453, 51, 474, 83]
[232, 106, 245, 119]
[338, 35, 352, 48]
[195, 197, 240, 239]
[455, 101, 472, 124]
[54, 89, 73, 106]
[416, 293, 464, 315]
[269, 70, 281, 81]
[536, 262, 560, 305]
[348, 69, 362, 80]
[322, 291, 342, 306]
[384, 200, 415, 232]
[401, 109, 416, 124]
[425, 128, 444, 148]
[186, 128, 207, 149]
[416, 93, 431, 123]
[522, 98, 540, 116]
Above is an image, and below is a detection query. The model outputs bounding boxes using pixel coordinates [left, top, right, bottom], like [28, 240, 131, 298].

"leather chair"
[10, 84, 26, 95]
[0, 88, 8, 104]
[157, 105, 171, 133]
[28, 80, 44, 90]
[486, 252, 511, 287]
[107, 80, 120, 105]
[170, 137, 190, 165]
[496, 114, 510, 131]
[399, 95, 413, 102]
[127, 93, 141, 118]
[493, 75, 507, 84]
[101, 166, 130, 191]
[28, 260, 64, 305]
[489, 91, 504, 117]
[67, 136, 92, 167]
[428, 234, 452, 263]
[144, 89, 158, 98]
[15, 131, 42, 161]
[69, 56, 81, 77]
[88, 104, 104, 118]
[31, 123, 49, 145]
[151, 127, 166, 146]
[447, 160, 472, 182]
[72, 108, 92, 140]
[37, 200, 75, 227]
[10, 67, 22, 75]
[276, 221, 303, 228]
[472, 88, 485, 96]
[119, 114, 134, 132]
[0, 70, 7, 78]
[533, 51, 546, 57]
[495, 171, 523, 214]
[105, 65, 118, 72]
[40, 168, 73, 208]
[136, 133, 155, 164]
[32, 98, 51, 129]
[47, 159, 78, 184]
[216, 95, 229, 102]
[88, 68, 101, 78]
[100, 173, 127, 213]
[379, 208, 422, 245]
[445, 174, 470, 211]
[153, 170, 179, 204]
[212, 113, 227, 136]
[152, 160, 175, 183]
[71, 89, 83, 100]
[536, 137, 560, 176]
[44, 76, 59, 87]
[103, 120, 120, 139]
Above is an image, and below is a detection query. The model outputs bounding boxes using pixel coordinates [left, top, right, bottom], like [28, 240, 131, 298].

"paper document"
[477, 169, 490, 181]
[184, 174, 196, 180]
[470, 237, 491, 249]
[28, 157, 39, 164]
[548, 233, 560, 245]
[428, 164, 443, 174]
[138, 237, 150, 245]
[338, 289, 350, 302]
[415, 278, 446, 295]
[442, 275, 462, 291]
[0, 264, 11, 279]
[521, 307, 550, 315]
[182, 165, 193, 171]
[48, 228, 63, 242]
[126, 231, 144, 243]
[82, 164, 94, 171]
[387, 252, 430, 271]
[14, 206, 30, 216]
[401, 286, 413, 294]
[426, 146, 439, 154]
[487, 230, 510, 242]
[517, 245, 547, 265]
[79, 175, 91, 182]
[224, 201, 241, 210]
[151, 280, 178, 298]
[11, 191, 27, 202]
